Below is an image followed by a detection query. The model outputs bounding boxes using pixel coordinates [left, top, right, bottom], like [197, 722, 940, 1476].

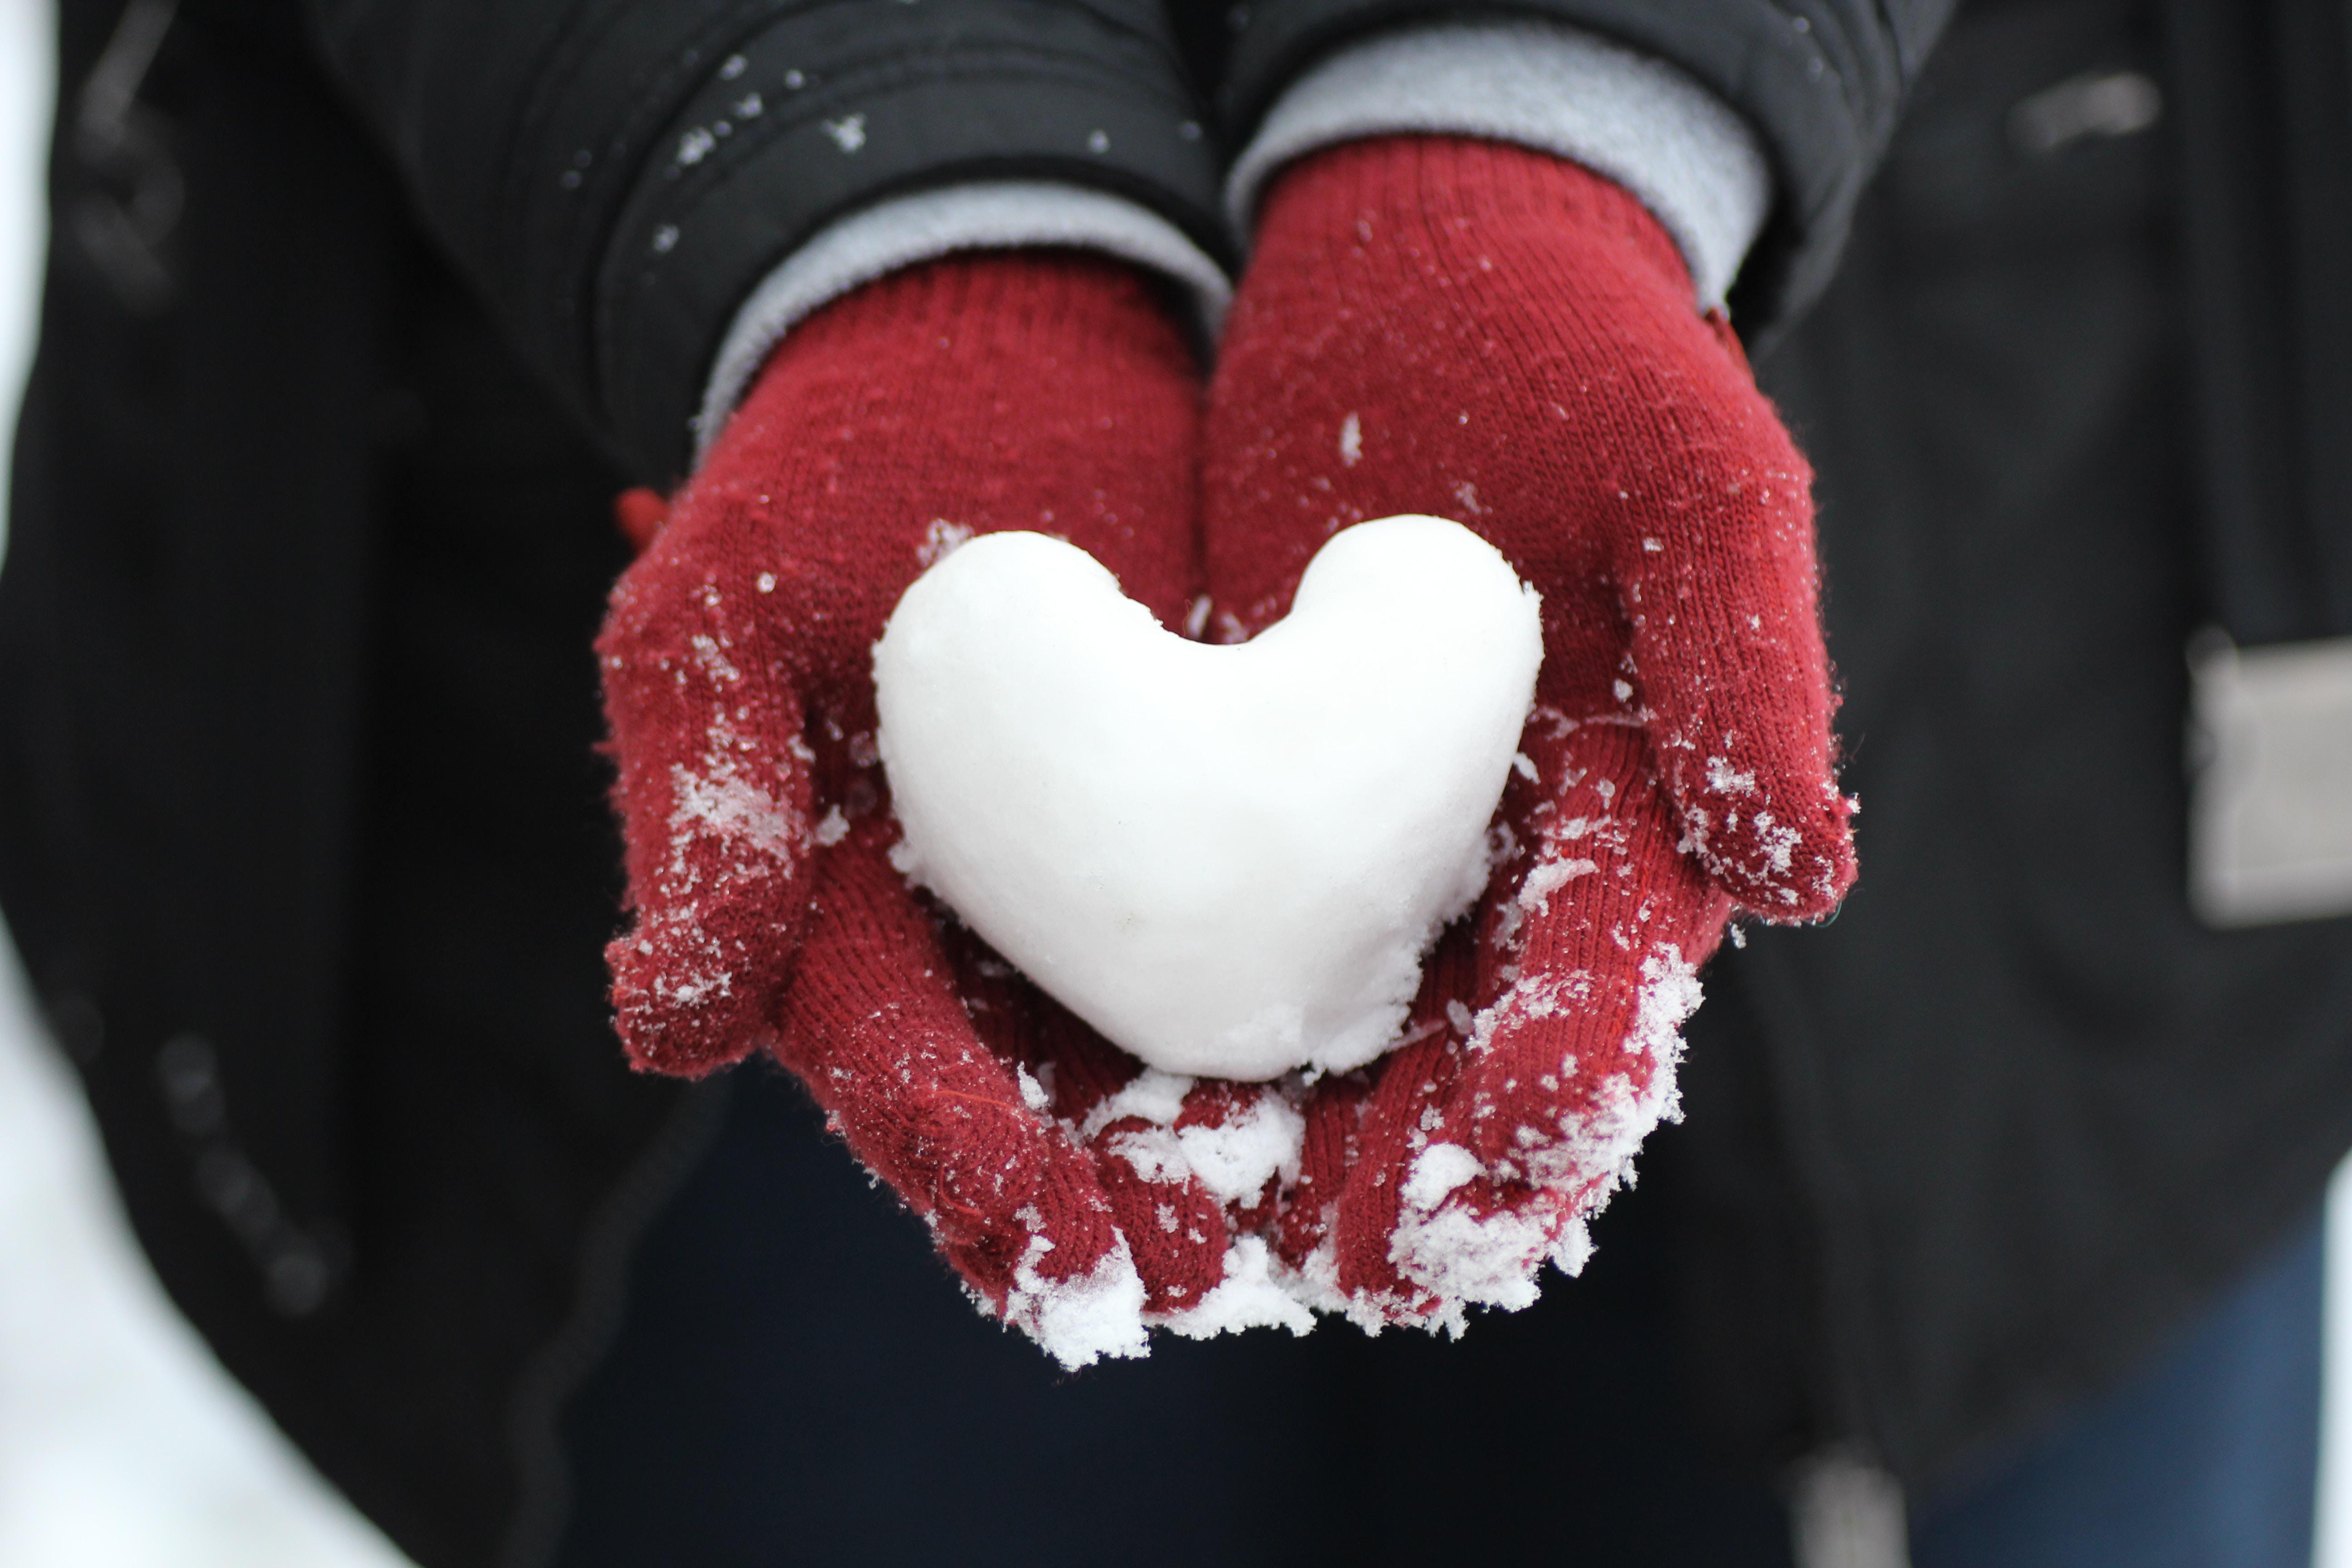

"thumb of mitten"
[599, 513, 817, 1075]
[1611, 362, 1854, 920]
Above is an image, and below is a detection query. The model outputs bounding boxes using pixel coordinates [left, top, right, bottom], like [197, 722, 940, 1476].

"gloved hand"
[598, 253, 1291, 1364]
[1204, 137, 1856, 1331]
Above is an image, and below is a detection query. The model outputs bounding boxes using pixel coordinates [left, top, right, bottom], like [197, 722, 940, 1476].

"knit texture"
[1225, 20, 1772, 310]
[598, 254, 1255, 1361]
[1204, 136, 1856, 1330]
[696, 181, 1232, 465]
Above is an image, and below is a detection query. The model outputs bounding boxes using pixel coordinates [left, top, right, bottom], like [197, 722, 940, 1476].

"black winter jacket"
[1681, 0, 2352, 1484]
[5, 0, 2350, 1562]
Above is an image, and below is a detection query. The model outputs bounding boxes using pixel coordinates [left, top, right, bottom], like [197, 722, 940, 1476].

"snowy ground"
[0, 3, 2347, 1563]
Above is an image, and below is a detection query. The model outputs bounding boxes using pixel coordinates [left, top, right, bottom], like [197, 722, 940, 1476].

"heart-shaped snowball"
[874, 514, 1543, 1081]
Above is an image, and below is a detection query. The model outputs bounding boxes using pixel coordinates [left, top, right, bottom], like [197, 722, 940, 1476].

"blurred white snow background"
[2324, 1170, 2352, 1566]
[0, 3, 2347, 1565]
[0, 1, 411, 1562]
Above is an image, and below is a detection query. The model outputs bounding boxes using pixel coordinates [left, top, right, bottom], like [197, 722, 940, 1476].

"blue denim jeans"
[1911, 1210, 2322, 1568]
[556, 1066, 2323, 1568]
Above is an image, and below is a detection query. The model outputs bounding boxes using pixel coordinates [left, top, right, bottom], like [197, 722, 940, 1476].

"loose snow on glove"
[987, 1213, 1150, 1370]
[1082, 1069, 1307, 1208]
[1070, 1069, 1319, 1339]
[875, 516, 1542, 1080]
[1159, 1235, 1317, 1339]
[1384, 943, 1699, 1337]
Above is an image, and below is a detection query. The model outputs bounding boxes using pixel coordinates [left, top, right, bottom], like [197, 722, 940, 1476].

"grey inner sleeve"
[694, 24, 1770, 461]
[1225, 20, 1774, 311]
[693, 181, 1232, 468]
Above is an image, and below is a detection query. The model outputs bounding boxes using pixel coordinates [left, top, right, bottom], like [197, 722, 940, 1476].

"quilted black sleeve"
[1216, 0, 1959, 336]
[301, 0, 1227, 480]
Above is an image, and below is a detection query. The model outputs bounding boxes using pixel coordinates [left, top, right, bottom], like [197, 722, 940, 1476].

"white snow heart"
[874, 514, 1544, 1081]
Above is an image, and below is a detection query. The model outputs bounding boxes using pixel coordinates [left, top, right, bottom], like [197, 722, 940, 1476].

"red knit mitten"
[1205, 138, 1855, 1331]
[600, 254, 1274, 1362]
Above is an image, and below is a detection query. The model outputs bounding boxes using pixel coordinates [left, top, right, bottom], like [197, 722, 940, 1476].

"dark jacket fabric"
[4, 0, 2348, 1562]
[290, 0, 1963, 482]
[303, 0, 1230, 484]
[1216, 0, 1960, 340]
[1668, 0, 2352, 1496]
[0, 7, 703, 1560]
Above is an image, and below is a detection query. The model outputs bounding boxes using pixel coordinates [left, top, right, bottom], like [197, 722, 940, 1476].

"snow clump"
[874, 516, 1543, 1080]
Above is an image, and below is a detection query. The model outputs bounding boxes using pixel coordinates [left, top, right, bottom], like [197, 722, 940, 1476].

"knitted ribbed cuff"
[1227, 21, 1773, 309]
[695, 181, 1231, 467]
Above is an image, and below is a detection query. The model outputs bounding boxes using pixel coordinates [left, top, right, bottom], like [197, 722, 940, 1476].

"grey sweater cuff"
[1226, 21, 1774, 310]
[695, 181, 1233, 467]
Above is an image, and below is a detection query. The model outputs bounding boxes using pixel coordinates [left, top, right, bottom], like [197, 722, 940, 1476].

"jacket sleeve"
[299, 0, 1228, 481]
[1218, 0, 1958, 337]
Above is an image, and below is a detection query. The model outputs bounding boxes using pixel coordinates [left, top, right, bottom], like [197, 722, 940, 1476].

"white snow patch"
[1078, 1068, 1193, 1138]
[917, 518, 973, 567]
[1383, 945, 1702, 1330]
[1752, 811, 1802, 875]
[1399, 1140, 1481, 1210]
[1173, 1091, 1303, 1205]
[1389, 1183, 1551, 1333]
[1386, 1141, 1553, 1332]
[687, 629, 740, 685]
[1629, 946, 1702, 1069]
[994, 1219, 1148, 1369]
[1705, 756, 1757, 794]
[1156, 1236, 1317, 1339]
[1512, 946, 1696, 1194]
[1099, 1084, 1304, 1207]
[1339, 412, 1362, 466]
[633, 646, 809, 1016]
[1517, 854, 1598, 916]
[1549, 1215, 1595, 1276]
[1266, 1220, 1357, 1323]
[668, 760, 799, 861]
[1103, 1125, 1190, 1186]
